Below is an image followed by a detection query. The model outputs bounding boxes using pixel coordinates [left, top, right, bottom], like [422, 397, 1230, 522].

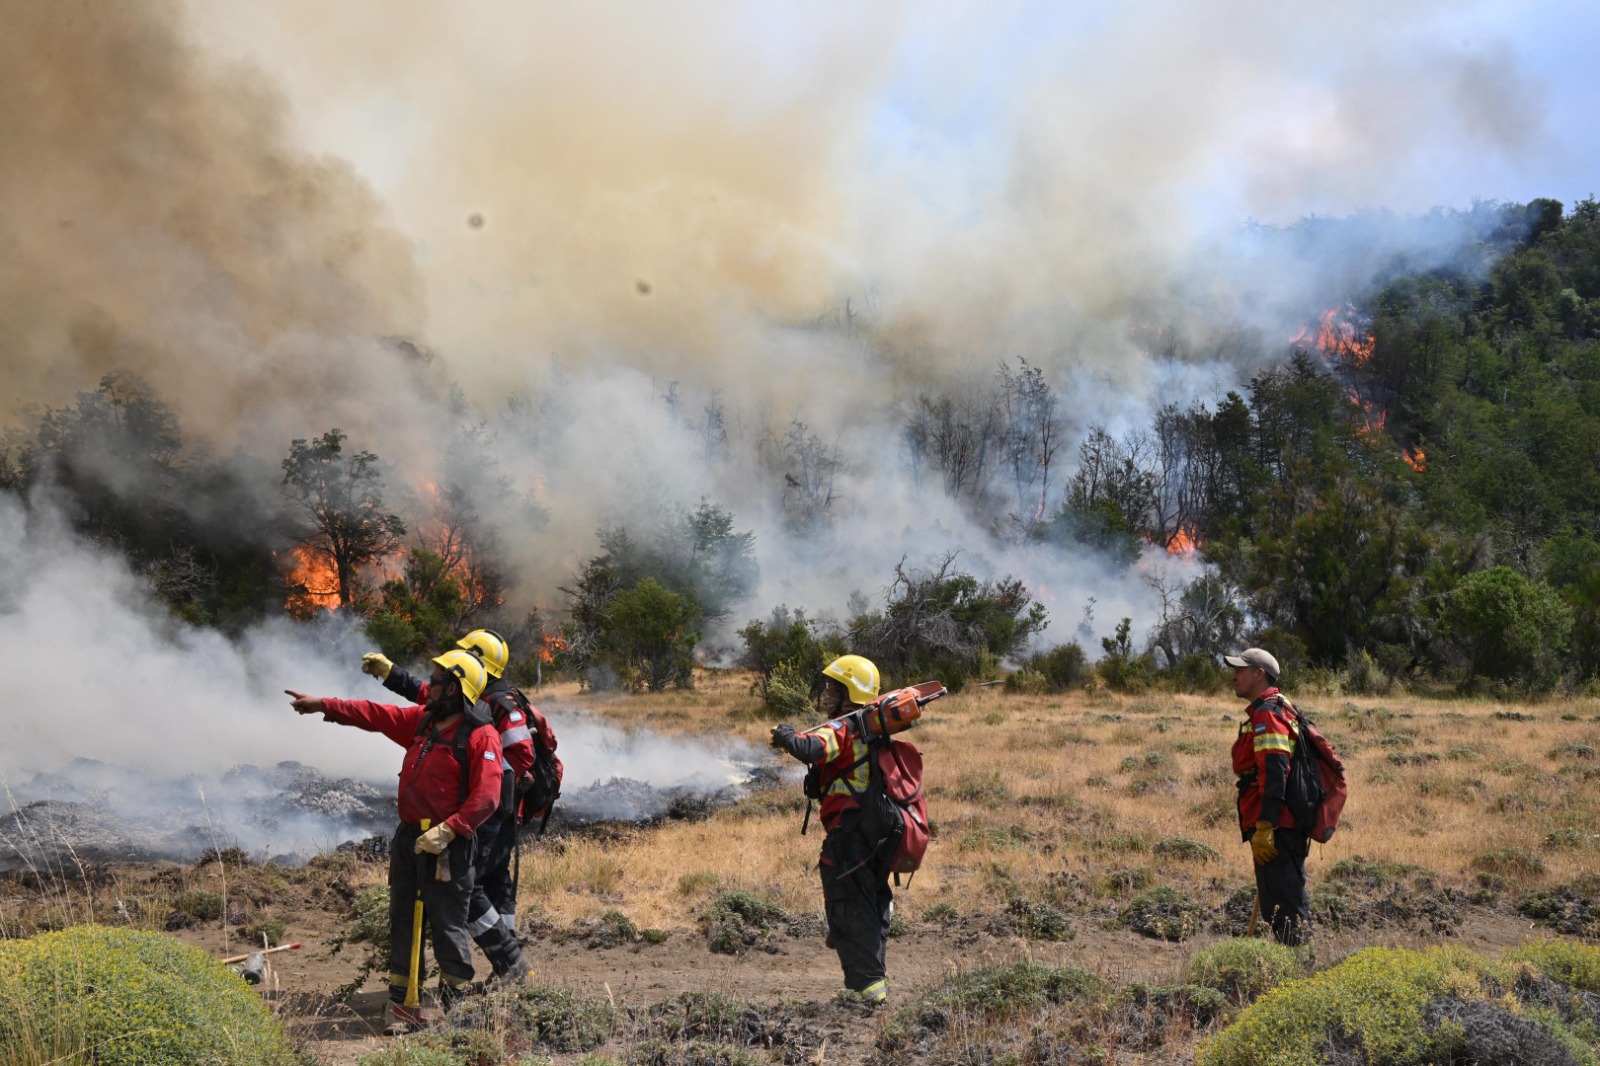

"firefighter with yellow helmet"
[770, 654, 895, 1004]
[287, 648, 500, 1033]
[361, 630, 555, 985]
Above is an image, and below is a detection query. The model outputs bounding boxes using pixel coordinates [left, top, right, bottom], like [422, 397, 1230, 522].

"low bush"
[1471, 847, 1547, 878]
[169, 887, 224, 921]
[700, 891, 786, 955]
[0, 925, 296, 1066]
[1120, 885, 1204, 941]
[512, 985, 616, 1051]
[1006, 898, 1073, 942]
[1199, 944, 1600, 1066]
[1184, 938, 1301, 1005]
[1153, 837, 1221, 862]
[1518, 874, 1600, 937]
[1019, 642, 1090, 693]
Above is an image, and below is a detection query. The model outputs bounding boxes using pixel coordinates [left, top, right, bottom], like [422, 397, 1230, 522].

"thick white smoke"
[0, 490, 762, 859]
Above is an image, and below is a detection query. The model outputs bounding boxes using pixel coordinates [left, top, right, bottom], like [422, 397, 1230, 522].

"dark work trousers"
[818, 812, 893, 992]
[466, 813, 525, 974]
[388, 823, 477, 1003]
[1255, 827, 1312, 945]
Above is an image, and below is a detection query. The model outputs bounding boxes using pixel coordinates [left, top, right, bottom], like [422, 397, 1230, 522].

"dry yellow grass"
[514, 673, 1600, 930]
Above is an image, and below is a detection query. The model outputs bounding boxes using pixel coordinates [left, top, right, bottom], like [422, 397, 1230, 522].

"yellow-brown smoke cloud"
[0, 0, 425, 448]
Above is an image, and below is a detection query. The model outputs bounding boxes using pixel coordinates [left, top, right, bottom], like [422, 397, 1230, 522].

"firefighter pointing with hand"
[770, 655, 893, 1005]
[1226, 646, 1312, 946]
[362, 630, 550, 985]
[287, 648, 500, 1034]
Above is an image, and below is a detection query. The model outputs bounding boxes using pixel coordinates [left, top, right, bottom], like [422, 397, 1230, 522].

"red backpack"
[1281, 699, 1348, 843]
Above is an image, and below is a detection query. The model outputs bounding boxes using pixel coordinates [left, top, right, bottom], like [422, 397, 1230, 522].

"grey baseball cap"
[1222, 647, 1281, 680]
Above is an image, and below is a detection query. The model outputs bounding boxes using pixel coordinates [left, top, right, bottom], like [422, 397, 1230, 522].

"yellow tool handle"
[405, 819, 429, 1007]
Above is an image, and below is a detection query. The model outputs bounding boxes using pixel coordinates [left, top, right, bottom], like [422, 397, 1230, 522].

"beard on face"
[427, 683, 461, 718]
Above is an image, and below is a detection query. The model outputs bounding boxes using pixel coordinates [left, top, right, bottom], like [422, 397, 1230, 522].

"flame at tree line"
[1294, 305, 1426, 473]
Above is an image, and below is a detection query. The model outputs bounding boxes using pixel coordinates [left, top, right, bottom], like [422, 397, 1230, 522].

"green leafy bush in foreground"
[1200, 942, 1600, 1066]
[0, 924, 295, 1066]
[1184, 938, 1302, 1005]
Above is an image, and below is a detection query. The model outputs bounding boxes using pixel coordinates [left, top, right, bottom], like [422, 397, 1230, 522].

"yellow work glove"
[361, 652, 394, 680]
[1251, 821, 1278, 865]
[415, 822, 456, 855]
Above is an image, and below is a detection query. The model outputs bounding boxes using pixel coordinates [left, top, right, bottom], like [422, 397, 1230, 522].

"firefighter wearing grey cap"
[1224, 647, 1312, 944]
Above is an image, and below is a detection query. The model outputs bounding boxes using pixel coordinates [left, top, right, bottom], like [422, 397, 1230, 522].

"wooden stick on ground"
[221, 942, 302, 966]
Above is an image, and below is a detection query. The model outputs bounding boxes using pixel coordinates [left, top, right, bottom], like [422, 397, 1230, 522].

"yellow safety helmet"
[822, 654, 881, 705]
[456, 629, 510, 679]
[431, 648, 489, 704]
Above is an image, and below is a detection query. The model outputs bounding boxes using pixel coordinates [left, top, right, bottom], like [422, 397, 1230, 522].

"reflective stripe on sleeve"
[1254, 734, 1295, 754]
[500, 725, 533, 746]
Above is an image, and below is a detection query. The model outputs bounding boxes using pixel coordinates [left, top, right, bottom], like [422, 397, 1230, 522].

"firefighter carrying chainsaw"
[770, 655, 941, 1005]
[362, 629, 561, 986]
[286, 649, 500, 1035]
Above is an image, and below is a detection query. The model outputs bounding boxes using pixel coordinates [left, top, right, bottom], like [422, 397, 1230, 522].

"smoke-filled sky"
[2, 0, 1596, 763]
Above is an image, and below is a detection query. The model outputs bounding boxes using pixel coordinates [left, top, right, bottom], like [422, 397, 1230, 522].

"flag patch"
[484, 751, 497, 760]
[510, 712, 523, 722]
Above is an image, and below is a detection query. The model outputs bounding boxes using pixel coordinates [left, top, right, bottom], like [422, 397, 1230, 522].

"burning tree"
[280, 429, 405, 611]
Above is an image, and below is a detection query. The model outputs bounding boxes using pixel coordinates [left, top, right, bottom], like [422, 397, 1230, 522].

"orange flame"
[286, 546, 341, 611]
[1165, 528, 1199, 556]
[538, 633, 568, 663]
[1403, 446, 1426, 473]
[1298, 306, 1374, 367]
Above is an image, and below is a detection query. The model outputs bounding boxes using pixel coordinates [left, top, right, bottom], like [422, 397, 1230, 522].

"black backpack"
[491, 687, 562, 835]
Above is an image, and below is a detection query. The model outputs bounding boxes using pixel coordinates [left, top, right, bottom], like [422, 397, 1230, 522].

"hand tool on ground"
[222, 941, 301, 966]
[1247, 892, 1261, 936]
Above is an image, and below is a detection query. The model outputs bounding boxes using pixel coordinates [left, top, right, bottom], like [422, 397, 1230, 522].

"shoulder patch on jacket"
[483, 750, 497, 760]
[510, 711, 524, 722]
[1254, 723, 1268, 733]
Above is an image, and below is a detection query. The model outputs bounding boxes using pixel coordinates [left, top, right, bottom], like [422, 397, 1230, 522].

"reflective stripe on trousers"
[469, 906, 503, 938]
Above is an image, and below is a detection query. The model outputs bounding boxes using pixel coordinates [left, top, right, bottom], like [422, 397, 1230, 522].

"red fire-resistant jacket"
[385, 671, 535, 779]
[784, 715, 872, 832]
[321, 698, 503, 838]
[1232, 688, 1299, 838]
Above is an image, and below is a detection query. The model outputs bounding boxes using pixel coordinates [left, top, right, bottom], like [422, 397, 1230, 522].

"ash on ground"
[1, 755, 776, 871]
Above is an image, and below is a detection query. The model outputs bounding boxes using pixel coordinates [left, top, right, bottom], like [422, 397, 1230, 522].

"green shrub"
[1200, 945, 1600, 1066]
[513, 985, 615, 1051]
[922, 902, 959, 922]
[1185, 938, 1301, 1005]
[700, 892, 786, 955]
[628, 1040, 762, 1066]
[1518, 874, 1600, 936]
[1441, 567, 1573, 689]
[900, 961, 1107, 1022]
[1007, 899, 1072, 942]
[738, 605, 830, 713]
[760, 657, 815, 720]
[328, 882, 393, 1001]
[170, 888, 224, 921]
[1505, 938, 1600, 991]
[240, 915, 288, 947]
[1471, 847, 1547, 878]
[1021, 643, 1090, 693]
[1153, 837, 1221, 862]
[0, 925, 295, 1066]
[1120, 885, 1203, 941]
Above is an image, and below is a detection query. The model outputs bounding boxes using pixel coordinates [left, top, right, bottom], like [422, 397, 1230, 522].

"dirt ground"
[114, 852, 1543, 1065]
[9, 678, 1598, 1064]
